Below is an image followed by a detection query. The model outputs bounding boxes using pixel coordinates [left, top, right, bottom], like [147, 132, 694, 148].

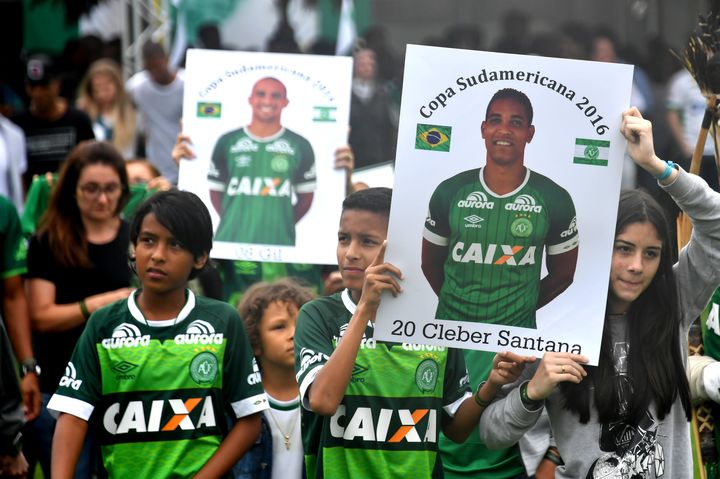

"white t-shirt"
[264, 394, 303, 479]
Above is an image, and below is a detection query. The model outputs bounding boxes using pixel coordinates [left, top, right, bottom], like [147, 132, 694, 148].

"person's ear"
[527, 125, 535, 143]
[194, 252, 209, 271]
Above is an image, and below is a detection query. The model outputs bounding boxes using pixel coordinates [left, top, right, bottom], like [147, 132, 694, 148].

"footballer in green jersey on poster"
[422, 88, 579, 329]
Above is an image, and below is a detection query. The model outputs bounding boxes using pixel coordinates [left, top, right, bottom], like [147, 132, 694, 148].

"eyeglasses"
[77, 182, 122, 198]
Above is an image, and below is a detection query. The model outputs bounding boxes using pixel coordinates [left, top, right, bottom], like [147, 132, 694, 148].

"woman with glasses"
[23, 140, 133, 478]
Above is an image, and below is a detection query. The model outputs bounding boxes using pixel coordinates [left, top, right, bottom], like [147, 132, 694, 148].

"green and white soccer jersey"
[208, 127, 316, 245]
[47, 290, 268, 478]
[0, 196, 27, 279]
[425, 167, 578, 329]
[294, 290, 471, 479]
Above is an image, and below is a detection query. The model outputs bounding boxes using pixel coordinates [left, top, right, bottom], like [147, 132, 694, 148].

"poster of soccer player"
[179, 49, 352, 264]
[373, 45, 633, 363]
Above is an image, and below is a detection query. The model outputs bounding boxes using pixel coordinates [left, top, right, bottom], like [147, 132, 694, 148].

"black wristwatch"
[20, 358, 41, 378]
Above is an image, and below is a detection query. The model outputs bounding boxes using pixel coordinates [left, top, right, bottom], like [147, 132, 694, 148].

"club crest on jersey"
[510, 217, 533, 238]
[102, 323, 151, 349]
[452, 242, 536, 266]
[505, 194, 542, 213]
[415, 357, 439, 392]
[457, 191, 494, 209]
[190, 352, 218, 384]
[271, 155, 289, 172]
[229, 138, 259, 153]
[330, 405, 437, 443]
[226, 176, 291, 197]
[59, 362, 82, 390]
[174, 319, 224, 345]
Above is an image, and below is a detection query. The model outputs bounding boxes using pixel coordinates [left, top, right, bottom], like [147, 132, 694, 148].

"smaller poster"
[179, 49, 353, 264]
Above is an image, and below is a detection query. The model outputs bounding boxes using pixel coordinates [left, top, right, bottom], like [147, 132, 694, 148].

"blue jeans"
[23, 393, 98, 478]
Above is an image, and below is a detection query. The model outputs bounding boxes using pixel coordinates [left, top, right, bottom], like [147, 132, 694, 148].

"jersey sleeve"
[293, 135, 316, 195]
[46, 318, 103, 421]
[441, 348, 471, 418]
[208, 134, 229, 193]
[423, 180, 452, 246]
[294, 301, 333, 410]
[546, 185, 579, 255]
[0, 197, 26, 278]
[222, 309, 268, 419]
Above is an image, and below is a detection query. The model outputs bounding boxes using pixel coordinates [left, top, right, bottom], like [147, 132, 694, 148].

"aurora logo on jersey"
[174, 320, 224, 345]
[330, 405, 437, 443]
[415, 124, 451, 152]
[59, 362, 82, 390]
[298, 347, 330, 377]
[452, 242, 536, 265]
[229, 138, 259, 153]
[102, 323, 151, 349]
[266, 139, 296, 155]
[226, 176, 291, 197]
[505, 194, 542, 213]
[561, 216, 577, 238]
[457, 191, 494, 209]
[103, 396, 216, 435]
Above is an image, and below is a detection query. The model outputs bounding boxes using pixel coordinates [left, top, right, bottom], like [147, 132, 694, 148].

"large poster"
[179, 49, 352, 264]
[374, 45, 634, 364]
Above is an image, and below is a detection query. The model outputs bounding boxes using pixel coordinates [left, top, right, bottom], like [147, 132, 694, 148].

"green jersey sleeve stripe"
[295, 181, 317, 193]
[547, 235, 579, 255]
[1, 267, 26, 279]
[208, 180, 225, 192]
[47, 394, 94, 421]
[299, 365, 322, 410]
[423, 228, 449, 246]
[444, 391, 472, 417]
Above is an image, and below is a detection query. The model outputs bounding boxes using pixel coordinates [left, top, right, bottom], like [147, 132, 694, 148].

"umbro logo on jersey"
[452, 241, 536, 266]
[350, 364, 369, 383]
[174, 319, 224, 345]
[247, 358, 262, 386]
[226, 176, 291, 197]
[59, 362, 83, 390]
[330, 405, 437, 443]
[464, 215, 483, 228]
[229, 138, 258, 153]
[102, 323, 151, 349]
[505, 194, 542, 213]
[457, 191, 494, 209]
[266, 139, 296, 155]
[103, 396, 216, 435]
[233, 155, 252, 168]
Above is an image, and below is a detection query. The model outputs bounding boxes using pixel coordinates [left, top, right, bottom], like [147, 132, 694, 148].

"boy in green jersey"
[422, 88, 579, 329]
[48, 190, 268, 478]
[294, 187, 532, 478]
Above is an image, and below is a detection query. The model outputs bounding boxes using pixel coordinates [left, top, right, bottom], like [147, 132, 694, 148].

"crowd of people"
[1, 9, 720, 479]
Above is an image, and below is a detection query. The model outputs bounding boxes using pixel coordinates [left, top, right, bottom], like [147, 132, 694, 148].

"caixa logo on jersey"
[174, 320, 224, 345]
[330, 405, 437, 444]
[103, 396, 216, 436]
[457, 191, 494, 210]
[59, 362, 83, 390]
[102, 324, 151, 349]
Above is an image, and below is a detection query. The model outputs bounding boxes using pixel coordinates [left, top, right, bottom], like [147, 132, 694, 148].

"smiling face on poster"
[373, 45, 634, 364]
[179, 49, 353, 264]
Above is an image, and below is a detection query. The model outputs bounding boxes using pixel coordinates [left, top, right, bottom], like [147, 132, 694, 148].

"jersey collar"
[341, 289, 374, 328]
[479, 166, 531, 198]
[127, 289, 196, 327]
[244, 126, 286, 142]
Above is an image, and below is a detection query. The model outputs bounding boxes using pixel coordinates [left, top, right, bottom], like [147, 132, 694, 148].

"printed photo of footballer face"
[421, 88, 579, 329]
[207, 76, 317, 247]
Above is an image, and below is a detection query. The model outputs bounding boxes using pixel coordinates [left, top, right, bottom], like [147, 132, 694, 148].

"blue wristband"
[655, 161, 676, 181]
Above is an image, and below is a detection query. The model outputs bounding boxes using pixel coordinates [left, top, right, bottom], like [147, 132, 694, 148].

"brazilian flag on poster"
[416, 124, 452, 152]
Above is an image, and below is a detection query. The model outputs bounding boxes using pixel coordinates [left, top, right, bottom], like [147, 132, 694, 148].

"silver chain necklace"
[266, 406, 299, 450]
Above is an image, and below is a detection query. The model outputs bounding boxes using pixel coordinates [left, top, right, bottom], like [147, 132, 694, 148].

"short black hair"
[142, 41, 167, 61]
[130, 190, 213, 279]
[486, 88, 534, 124]
[341, 187, 392, 217]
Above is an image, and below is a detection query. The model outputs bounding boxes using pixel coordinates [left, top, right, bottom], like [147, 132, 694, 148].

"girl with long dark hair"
[480, 107, 720, 478]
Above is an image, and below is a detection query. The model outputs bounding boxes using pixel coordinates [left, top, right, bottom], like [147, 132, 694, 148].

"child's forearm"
[51, 413, 88, 479]
[195, 413, 261, 479]
[308, 302, 374, 416]
[443, 381, 499, 443]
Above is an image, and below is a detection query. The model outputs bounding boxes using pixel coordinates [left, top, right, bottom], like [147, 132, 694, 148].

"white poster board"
[179, 49, 352, 264]
[374, 45, 634, 364]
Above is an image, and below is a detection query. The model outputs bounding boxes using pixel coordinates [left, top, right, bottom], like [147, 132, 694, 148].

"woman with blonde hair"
[77, 59, 138, 158]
